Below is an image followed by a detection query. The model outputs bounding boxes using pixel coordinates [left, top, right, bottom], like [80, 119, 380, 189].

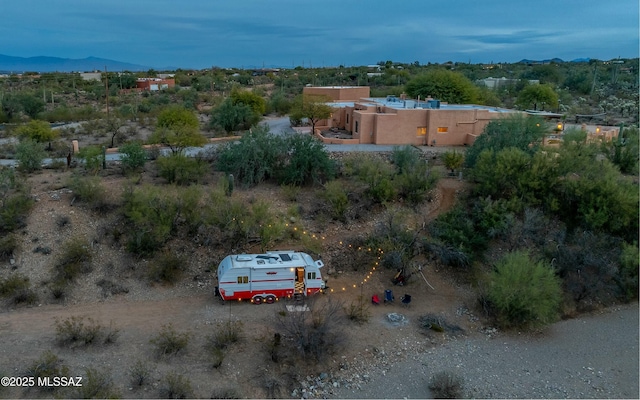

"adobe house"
[136, 77, 175, 91]
[304, 86, 519, 146]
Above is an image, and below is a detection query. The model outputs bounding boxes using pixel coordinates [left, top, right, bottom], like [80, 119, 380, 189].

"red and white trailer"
[215, 251, 326, 303]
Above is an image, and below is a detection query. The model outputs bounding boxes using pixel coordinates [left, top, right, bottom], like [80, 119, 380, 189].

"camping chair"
[384, 289, 394, 304]
[371, 294, 380, 305]
[401, 294, 412, 307]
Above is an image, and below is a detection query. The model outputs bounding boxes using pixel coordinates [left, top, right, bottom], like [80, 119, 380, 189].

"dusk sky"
[2, 0, 638, 69]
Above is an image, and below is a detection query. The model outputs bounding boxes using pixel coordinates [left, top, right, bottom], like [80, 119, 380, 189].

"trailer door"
[295, 267, 305, 294]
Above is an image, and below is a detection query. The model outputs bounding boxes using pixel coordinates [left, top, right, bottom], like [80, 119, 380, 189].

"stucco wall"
[374, 108, 429, 145]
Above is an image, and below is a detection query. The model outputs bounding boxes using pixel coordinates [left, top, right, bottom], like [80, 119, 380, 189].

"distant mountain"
[518, 57, 593, 64]
[570, 58, 591, 63]
[518, 58, 565, 64]
[0, 54, 151, 73]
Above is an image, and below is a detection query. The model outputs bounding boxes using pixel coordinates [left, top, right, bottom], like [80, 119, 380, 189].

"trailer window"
[237, 276, 248, 284]
[307, 272, 316, 280]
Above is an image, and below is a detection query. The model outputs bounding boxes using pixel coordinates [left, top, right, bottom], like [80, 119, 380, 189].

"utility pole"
[105, 66, 110, 118]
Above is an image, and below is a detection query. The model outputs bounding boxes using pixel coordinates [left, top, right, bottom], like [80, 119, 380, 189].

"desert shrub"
[24, 350, 69, 392]
[53, 237, 92, 284]
[442, 150, 464, 174]
[275, 297, 345, 362]
[321, 180, 349, 222]
[550, 231, 628, 308]
[345, 295, 371, 324]
[280, 183, 301, 202]
[211, 387, 243, 399]
[55, 214, 70, 228]
[215, 126, 282, 187]
[68, 174, 108, 211]
[486, 251, 562, 329]
[119, 141, 147, 173]
[54, 316, 119, 347]
[75, 367, 119, 399]
[128, 359, 152, 388]
[122, 185, 179, 256]
[344, 154, 398, 204]
[206, 346, 225, 369]
[0, 191, 33, 234]
[0, 274, 31, 299]
[275, 133, 336, 186]
[96, 278, 129, 297]
[555, 156, 638, 240]
[16, 139, 46, 172]
[396, 160, 439, 205]
[208, 320, 244, 350]
[77, 145, 104, 174]
[250, 200, 286, 252]
[619, 242, 639, 300]
[390, 145, 421, 174]
[464, 114, 546, 168]
[148, 252, 186, 284]
[150, 324, 190, 357]
[428, 370, 465, 399]
[156, 153, 208, 185]
[159, 372, 194, 399]
[427, 205, 488, 267]
[370, 209, 419, 263]
[0, 233, 18, 260]
[418, 314, 464, 335]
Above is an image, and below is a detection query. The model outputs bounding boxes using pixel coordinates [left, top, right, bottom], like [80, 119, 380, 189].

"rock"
[9, 258, 15, 265]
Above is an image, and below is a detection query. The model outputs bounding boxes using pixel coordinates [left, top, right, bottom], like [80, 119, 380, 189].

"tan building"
[304, 86, 519, 146]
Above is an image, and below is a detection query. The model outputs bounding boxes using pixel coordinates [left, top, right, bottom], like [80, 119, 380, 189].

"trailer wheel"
[253, 296, 263, 305]
[265, 295, 276, 304]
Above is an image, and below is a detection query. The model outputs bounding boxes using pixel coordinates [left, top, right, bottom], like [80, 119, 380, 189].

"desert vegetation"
[0, 59, 637, 397]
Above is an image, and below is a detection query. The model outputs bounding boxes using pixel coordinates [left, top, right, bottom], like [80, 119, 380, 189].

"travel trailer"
[215, 251, 325, 303]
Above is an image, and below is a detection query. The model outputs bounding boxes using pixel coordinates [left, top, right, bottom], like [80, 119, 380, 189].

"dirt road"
[332, 303, 639, 399]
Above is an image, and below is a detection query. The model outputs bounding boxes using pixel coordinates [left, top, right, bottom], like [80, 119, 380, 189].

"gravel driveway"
[332, 303, 639, 399]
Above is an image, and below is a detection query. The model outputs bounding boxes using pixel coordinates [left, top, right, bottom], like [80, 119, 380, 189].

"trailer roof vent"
[236, 255, 253, 261]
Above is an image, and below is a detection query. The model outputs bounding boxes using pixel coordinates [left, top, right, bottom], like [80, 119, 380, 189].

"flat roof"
[328, 98, 517, 113]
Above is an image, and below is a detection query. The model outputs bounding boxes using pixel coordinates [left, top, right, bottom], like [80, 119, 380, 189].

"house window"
[355, 121, 359, 133]
[307, 272, 316, 280]
[417, 127, 427, 136]
[237, 276, 248, 284]
[437, 127, 448, 133]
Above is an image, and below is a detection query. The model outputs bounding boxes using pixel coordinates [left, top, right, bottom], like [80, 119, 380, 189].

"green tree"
[487, 251, 562, 329]
[156, 154, 208, 185]
[230, 88, 266, 116]
[105, 117, 125, 148]
[14, 120, 58, 149]
[442, 150, 464, 174]
[78, 145, 104, 174]
[405, 70, 480, 103]
[16, 140, 46, 172]
[215, 125, 282, 187]
[289, 95, 333, 136]
[276, 133, 336, 186]
[17, 93, 46, 119]
[149, 106, 206, 154]
[515, 83, 559, 110]
[268, 90, 292, 116]
[119, 142, 147, 173]
[209, 98, 260, 134]
[465, 114, 547, 168]
[0, 95, 22, 121]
